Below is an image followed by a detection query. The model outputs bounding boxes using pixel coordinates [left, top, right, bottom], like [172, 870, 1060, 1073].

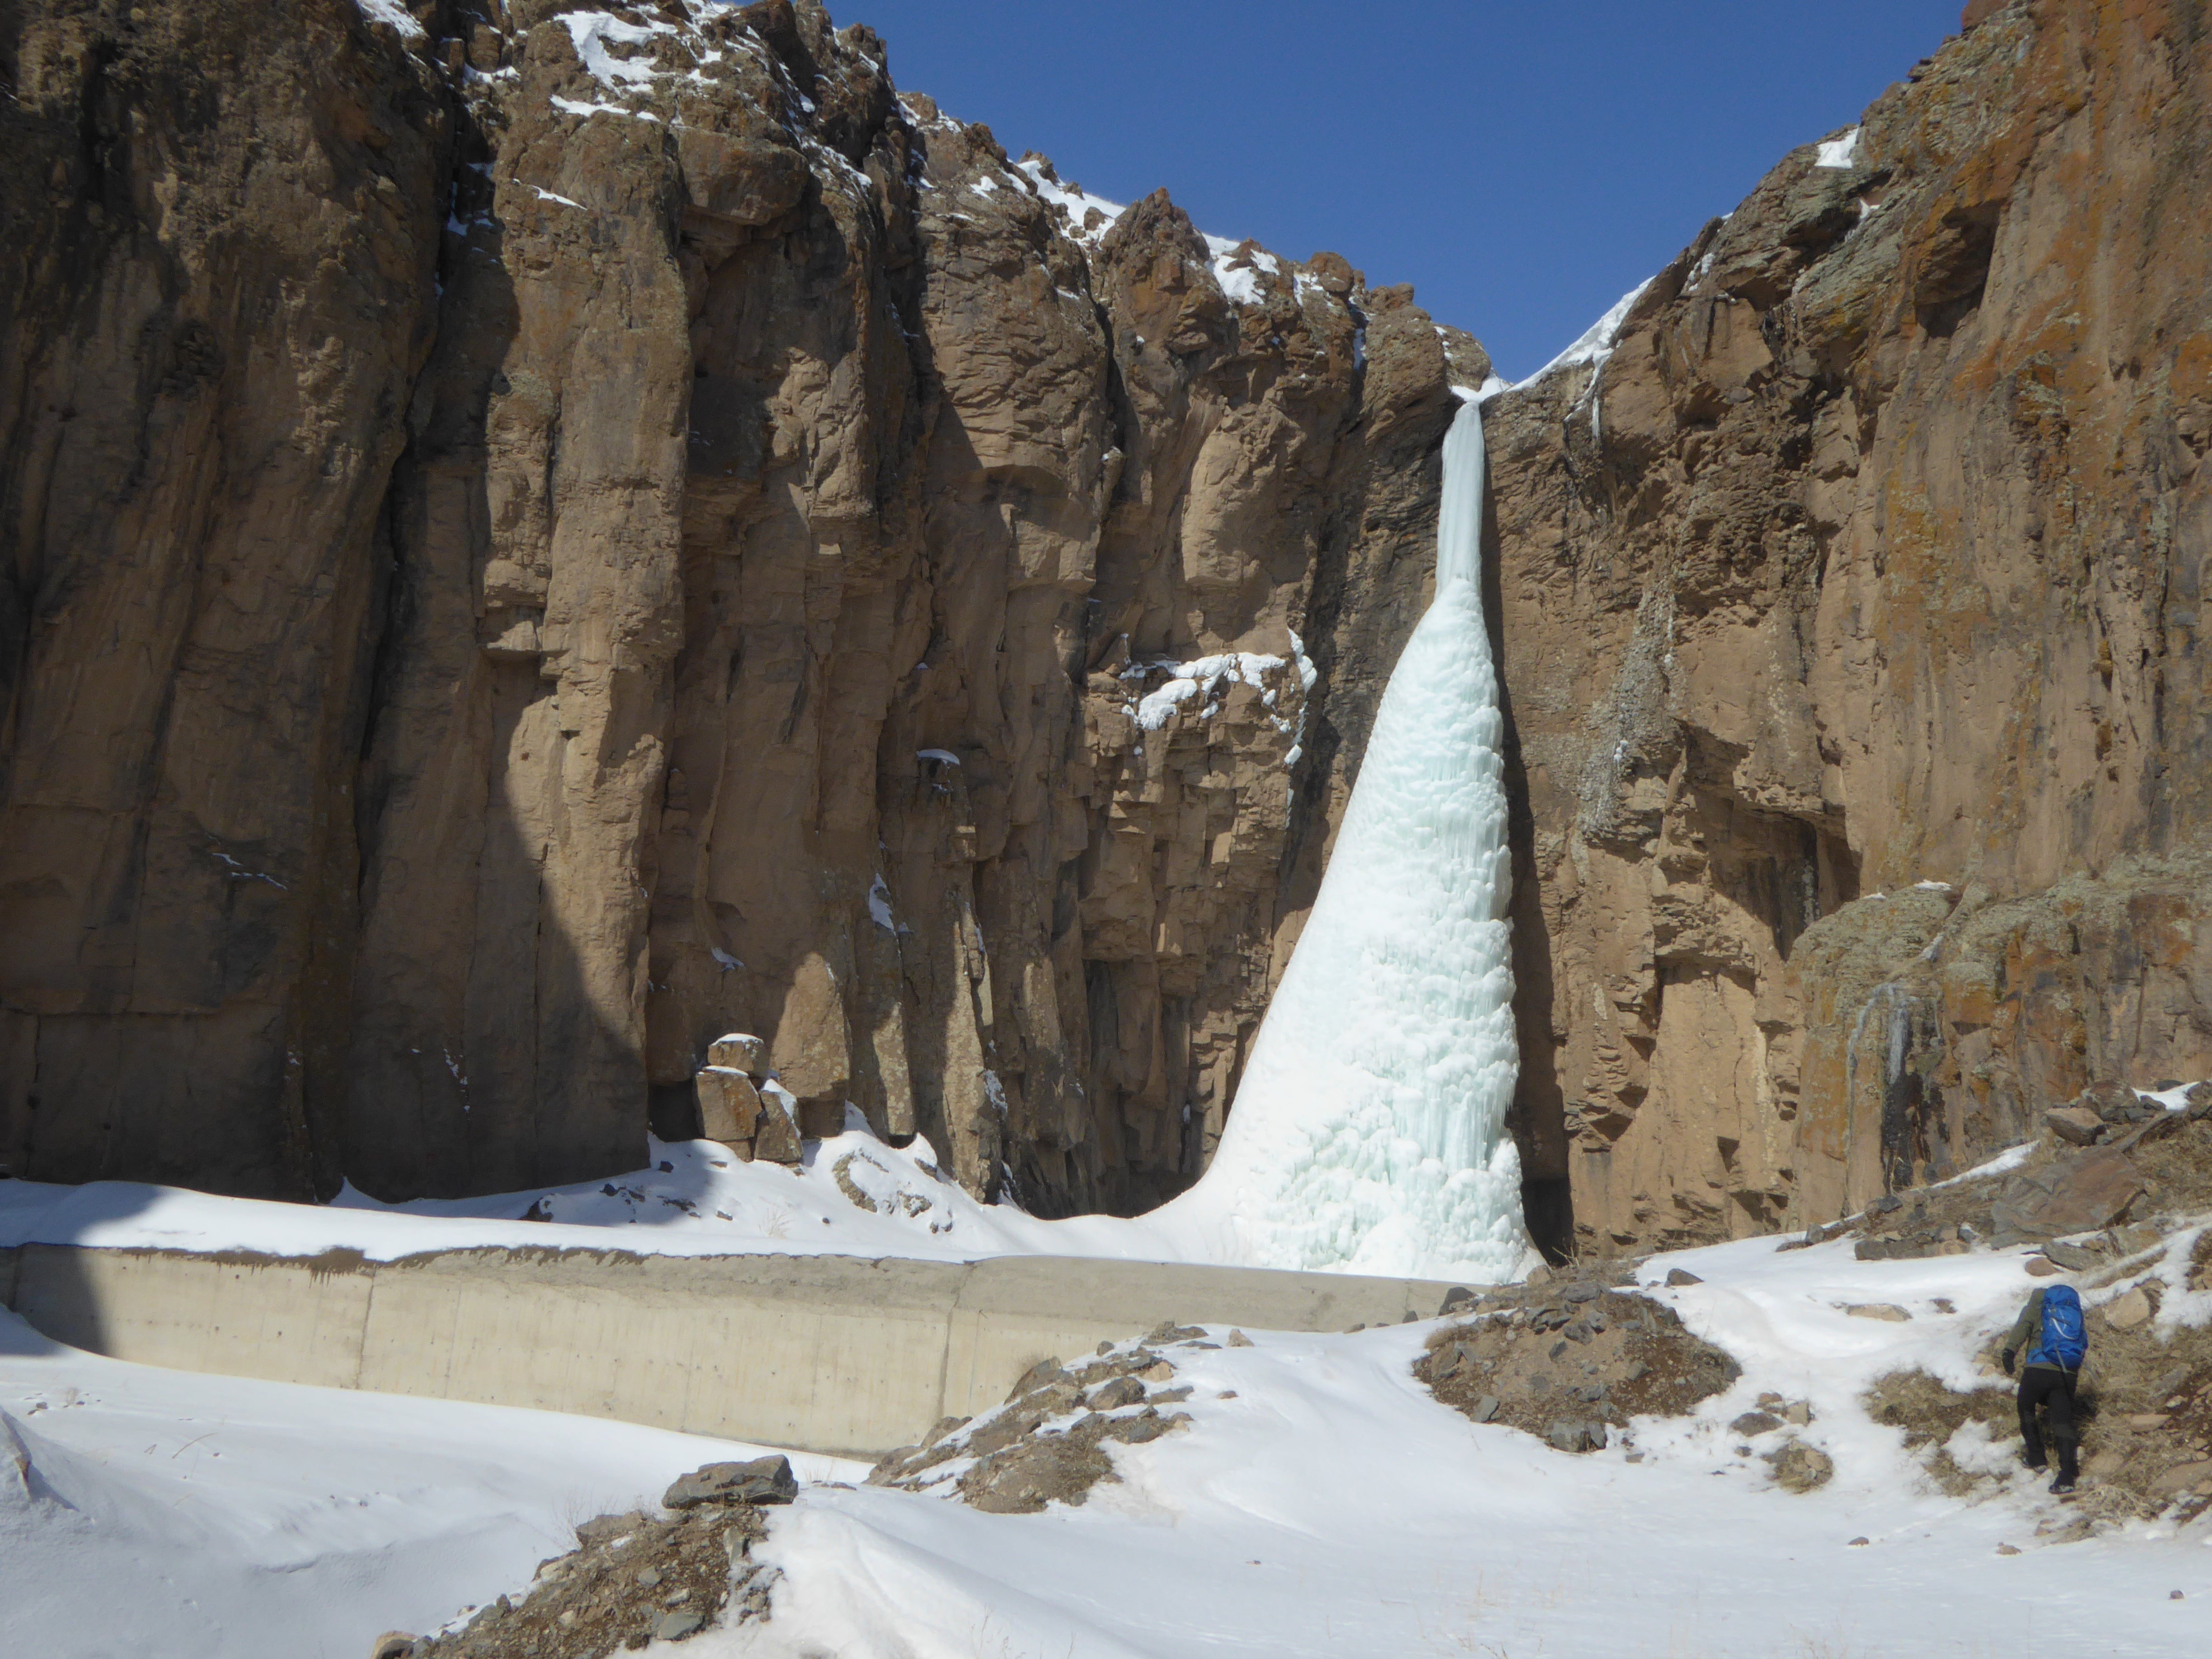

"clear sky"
[843, 0, 1964, 379]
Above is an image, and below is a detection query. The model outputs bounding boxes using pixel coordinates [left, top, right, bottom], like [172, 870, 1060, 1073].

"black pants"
[2017, 1367, 2079, 1481]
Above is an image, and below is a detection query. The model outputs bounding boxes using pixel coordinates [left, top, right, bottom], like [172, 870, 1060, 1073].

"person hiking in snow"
[2000, 1282, 2088, 1494]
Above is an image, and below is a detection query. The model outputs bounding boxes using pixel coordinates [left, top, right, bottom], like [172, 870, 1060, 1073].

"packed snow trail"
[1156, 394, 1533, 1280]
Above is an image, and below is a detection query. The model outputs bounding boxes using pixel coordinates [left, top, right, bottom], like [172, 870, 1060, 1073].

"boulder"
[2041, 1241, 2100, 1271]
[2108, 1222, 2164, 1256]
[1664, 1269, 1703, 1286]
[1108, 1407, 1189, 1445]
[1007, 1358, 1069, 1401]
[1545, 1420, 1607, 1454]
[1145, 1321, 1208, 1344]
[708, 1033, 768, 1075]
[1996, 1148, 2147, 1239]
[575, 1509, 650, 1548]
[370, 1637, 415, 1659]
[752, 1083, 804, 1164]
[2043, 1106, 2106, 1146]
[1085, 1376, 1144, 1411]
[2103, 1286, 2155, 1330]
[2078, 1081, 2144, 1125]
[695, 1067, 763, 1148]
[1730, 1411, 1783, 1436]
[1765, 1439, 1835, 1492]
[663, 1456, 797, 1509]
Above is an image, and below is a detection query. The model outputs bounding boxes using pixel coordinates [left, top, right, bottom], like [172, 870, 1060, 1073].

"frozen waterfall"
[1158, 394, 1533, 1280]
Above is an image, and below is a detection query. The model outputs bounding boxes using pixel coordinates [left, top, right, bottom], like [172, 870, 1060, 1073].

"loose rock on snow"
[396, 1462, 791, 1656]
[866, 1338, 1201, 1513]
[1417, 1285, 1739, 1451]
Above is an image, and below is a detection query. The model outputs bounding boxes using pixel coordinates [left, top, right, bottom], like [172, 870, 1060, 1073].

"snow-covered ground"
[707, 1229, 2211, 1659]
[0, 1130, 1210, 1265]
[0, 1304, 862, 1659]
[9, 1205, 2206, 1657]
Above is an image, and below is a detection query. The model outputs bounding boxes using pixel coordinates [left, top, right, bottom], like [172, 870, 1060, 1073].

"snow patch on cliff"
[1514, 276, 1651, 391]
[1013, 158, 1126, 247]
[354, 0, 424, 37]
[1816, 125, 1864, 169]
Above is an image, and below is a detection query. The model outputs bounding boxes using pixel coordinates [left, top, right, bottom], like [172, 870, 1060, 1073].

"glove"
[2001, 1349, 2016, 1376]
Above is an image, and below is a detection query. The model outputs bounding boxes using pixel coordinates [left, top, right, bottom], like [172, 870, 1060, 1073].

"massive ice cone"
[1161, 395, 1533, 1279]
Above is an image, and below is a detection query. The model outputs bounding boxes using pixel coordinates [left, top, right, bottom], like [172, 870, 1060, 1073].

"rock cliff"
[1486, 0, 2212, 1253]
[2, 0, 2206, 1267]
[0, 0, 1504, 1223]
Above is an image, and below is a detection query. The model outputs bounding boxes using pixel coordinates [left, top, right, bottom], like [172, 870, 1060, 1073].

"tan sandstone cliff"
[0, 0, 1514, 1226]
[1486, 0, 2212, 1253]
[3, 0, 2207, 1266]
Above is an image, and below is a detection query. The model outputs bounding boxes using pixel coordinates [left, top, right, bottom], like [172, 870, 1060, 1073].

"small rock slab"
[695, 1067, 763, 1148]
[2149, 1460, 2212, 1497]
[2103, 1286, 2155, 1330]
[1845, 1303, 1912, 1322]
[664, 1455, 797, 1509]
[708, 1032, 768, 1073]
[751, 1087, 804, 1163]
[1999, 1147, 2147, 1238]
[1664, 1269, 1703, 1287]
[1545, 1419, 1607, 1453]
[1765, 1439, 1834, 1492]
[2043, 1105, 2106, 1146]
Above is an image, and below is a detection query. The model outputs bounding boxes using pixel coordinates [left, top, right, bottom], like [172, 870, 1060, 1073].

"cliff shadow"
[1483, 453, 1573, 1265]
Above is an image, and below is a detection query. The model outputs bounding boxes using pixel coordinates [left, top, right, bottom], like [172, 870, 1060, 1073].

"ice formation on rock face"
[1159, 396, 1533, 1280]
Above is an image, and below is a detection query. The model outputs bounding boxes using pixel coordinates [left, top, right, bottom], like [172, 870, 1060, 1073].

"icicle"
[1159, 396, 1533, 1280]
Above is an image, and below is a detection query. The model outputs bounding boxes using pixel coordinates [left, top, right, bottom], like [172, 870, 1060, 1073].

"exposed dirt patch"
[1865, 1368, 2016, 1495]
[2133, 1119, 2212, 1216]
[1416, 1284, 1739, 1452]
[399, 1493, 775, 1655]
[1870, 1285, 2212, 1525]
[867, 1326, 1202, 1513]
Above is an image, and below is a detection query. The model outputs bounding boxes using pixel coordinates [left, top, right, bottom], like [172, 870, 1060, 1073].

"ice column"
[1163, 394, 1532, 1280]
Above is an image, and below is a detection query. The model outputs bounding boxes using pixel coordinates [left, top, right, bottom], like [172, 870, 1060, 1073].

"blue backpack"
[2028, 1284, 2089, 1372]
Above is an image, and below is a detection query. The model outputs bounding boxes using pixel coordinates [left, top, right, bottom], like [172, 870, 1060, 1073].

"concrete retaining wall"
[0, 1243, 1464, 1457]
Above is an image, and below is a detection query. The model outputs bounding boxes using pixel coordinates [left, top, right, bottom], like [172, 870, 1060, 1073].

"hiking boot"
[2022, 1457, 2048, 1472]
[2048, 1476, 2077, 1495]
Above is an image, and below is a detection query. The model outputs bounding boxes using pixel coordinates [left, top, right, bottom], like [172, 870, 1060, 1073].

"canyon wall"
[3, 0, 2206, 1264]
[1487, 0, 2212, 1253]
[0, 0, 1519, 1224]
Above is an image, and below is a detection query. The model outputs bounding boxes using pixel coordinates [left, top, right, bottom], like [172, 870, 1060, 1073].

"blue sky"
[845, 0, 1962, 378]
